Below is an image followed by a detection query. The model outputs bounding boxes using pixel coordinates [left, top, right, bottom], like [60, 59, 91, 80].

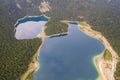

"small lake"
[34, 24, 105, 80]
[14, 16, 48, 40]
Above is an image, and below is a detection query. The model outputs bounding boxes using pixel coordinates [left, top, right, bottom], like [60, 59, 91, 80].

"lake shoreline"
[20, 20, 118, 80]
[20, 39, 44, 80]
[78, 21, 118, 80]
[14, 15, 49, 27]
[33, 22, 104, 80]
[20, 26, 69, 80]
[20, 26, 47, 80]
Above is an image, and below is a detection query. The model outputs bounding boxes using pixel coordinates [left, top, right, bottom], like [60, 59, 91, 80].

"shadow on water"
[15, 15, 48, 27]
[49, 34, 68, 38]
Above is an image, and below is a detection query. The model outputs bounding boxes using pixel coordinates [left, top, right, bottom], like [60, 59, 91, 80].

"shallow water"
[34, 24, 105, 80]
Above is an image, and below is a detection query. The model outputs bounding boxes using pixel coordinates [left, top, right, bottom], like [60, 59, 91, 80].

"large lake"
[34, 23, 105, 80]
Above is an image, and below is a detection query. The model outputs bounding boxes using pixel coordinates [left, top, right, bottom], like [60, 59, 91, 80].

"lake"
[34, 23, 105, 80]
[14, 15, 48, 40]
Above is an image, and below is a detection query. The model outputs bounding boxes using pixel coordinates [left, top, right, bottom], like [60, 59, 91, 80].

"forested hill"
[0, 0, 120, 80]
[0, 0, 42, 80]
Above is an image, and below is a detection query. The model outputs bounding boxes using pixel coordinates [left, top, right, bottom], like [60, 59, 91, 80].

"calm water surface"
[34, 24, 105, 80]
[15, 16, 48, 40]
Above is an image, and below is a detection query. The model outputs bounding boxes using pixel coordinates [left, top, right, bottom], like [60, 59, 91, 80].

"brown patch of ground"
[39, 0, 51, 13]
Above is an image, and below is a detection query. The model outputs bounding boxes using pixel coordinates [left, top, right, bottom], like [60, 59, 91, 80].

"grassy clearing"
[60, 20, 69, 24]
[25, 72, 34, 80]
[104, 49, 112, 60]
[77, 21, 89, 27]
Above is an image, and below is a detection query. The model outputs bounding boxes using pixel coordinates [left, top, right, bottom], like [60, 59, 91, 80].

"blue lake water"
[15, 16, 48, 40]
[34, 24, 105, 80]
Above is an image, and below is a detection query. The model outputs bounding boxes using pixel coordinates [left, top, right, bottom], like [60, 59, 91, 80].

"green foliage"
[104, 49, 112, 60]
[77, 22, 89, 27]
[0, 0, 120, 80]
[45, 19, 69, 36]
[0, 38, 42, 80]
[0, 1, 42, 79]
[26, 72, 33, 80]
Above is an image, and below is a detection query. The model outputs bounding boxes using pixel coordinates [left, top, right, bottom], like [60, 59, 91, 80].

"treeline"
[0, 0, 42, 80]
[0, 39, 42, 80]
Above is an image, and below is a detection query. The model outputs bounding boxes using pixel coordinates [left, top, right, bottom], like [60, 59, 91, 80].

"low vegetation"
[25, 72, 34, 80]
[104, 49, 112, 60]
[77, 22, 89, 27]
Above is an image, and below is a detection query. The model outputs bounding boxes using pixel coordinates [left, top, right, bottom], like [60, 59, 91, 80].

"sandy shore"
[78, 22, 118, 80]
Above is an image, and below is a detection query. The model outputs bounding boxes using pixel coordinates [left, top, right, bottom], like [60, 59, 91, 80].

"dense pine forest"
[0, 0, 120, 80]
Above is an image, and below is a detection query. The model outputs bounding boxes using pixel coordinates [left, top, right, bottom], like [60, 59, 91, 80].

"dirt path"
[78, 22, 118, 80]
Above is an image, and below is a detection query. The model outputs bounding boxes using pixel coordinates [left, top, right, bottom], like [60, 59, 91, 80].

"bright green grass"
[104, 49, 112, 60]
[26, 72, 33, 80]
[77, 22, 88, 27]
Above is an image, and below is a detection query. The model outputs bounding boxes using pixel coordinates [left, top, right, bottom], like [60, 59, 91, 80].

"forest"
[44, 18, 68, 36]
[0, 0, 42, 80]
[0, 0, 120, 80]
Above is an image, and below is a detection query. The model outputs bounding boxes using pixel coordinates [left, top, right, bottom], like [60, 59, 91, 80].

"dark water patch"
[49, 34, 68, 38]
[15, 15, 48, 27]
[69, 22, 77, 25]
